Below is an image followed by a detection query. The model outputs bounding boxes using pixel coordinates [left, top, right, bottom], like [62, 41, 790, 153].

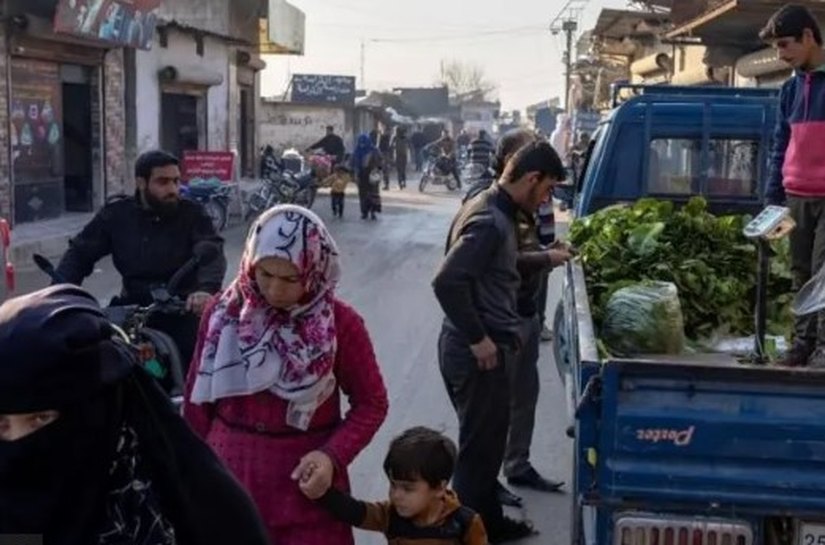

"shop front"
[1, 0, 162, 226]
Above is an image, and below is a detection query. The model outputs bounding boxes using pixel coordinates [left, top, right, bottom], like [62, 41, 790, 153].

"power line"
[369, 25, 547, 44]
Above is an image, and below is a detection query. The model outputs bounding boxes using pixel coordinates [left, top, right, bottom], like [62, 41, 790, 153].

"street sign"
[291, 74, 357, 106]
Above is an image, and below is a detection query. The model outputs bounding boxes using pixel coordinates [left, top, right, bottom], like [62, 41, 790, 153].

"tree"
[437, 60, 497, 102]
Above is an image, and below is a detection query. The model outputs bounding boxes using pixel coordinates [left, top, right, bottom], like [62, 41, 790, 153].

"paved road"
[14, 186, 573, 545]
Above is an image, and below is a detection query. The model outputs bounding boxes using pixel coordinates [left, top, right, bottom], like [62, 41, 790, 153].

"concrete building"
[131, 0, 274, 179]
[0, 0, 133, 226]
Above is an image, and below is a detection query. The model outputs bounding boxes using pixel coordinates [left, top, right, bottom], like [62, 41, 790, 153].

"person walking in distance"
[761, 5, 825, 367]
[432, 141, 566, 543]
[391, 126, 410, 190]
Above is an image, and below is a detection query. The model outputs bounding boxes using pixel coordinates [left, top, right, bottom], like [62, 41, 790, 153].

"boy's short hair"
[383, 427, 457, 488]
[760, 4, 823, 46]
[502, 140, 567, 185]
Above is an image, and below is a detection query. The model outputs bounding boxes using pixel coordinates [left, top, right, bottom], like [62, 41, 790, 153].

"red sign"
[182, 151, 235, 183]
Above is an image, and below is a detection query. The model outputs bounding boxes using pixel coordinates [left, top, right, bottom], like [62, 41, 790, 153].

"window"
[647, 137, 759, 198]
[706, 139, 759, 198]
[648, 138, 700, 195]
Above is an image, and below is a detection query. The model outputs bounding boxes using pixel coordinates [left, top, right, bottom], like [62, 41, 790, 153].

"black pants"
[396, 159, 407, 186]
[438, 326, 511, 531]
[789, 197, 825, 347]
[331, 191, 345, 216]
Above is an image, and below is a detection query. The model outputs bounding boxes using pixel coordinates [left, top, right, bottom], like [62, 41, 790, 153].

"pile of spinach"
[569, 197, 793, 340]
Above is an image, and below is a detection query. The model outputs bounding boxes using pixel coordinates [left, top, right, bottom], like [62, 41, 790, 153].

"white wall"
[260, 103, 350, 152]
[135, 29, 230, 154]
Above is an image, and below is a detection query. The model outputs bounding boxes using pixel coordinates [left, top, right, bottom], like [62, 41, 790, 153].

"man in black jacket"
[56, 150, 227, 367]
[308, 126, 346, 164]
[432, 141, 566, 543]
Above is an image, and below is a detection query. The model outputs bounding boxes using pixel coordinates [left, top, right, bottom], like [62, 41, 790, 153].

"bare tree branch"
[436, 60, 498, 103]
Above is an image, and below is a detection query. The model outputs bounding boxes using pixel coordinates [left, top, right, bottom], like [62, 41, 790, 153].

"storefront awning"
[667, 0, 825, 48]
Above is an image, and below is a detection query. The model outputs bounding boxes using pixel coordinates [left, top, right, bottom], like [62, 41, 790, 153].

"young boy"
[324, 165, 352, 218]
[299, 427, 488, 544]
[761, 5, 825, 367]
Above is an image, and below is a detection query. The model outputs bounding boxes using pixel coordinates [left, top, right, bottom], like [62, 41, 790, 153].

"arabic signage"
[182, 151, 235, 183]
[54, 0, 162, 50]
[291, 74, 357, 106]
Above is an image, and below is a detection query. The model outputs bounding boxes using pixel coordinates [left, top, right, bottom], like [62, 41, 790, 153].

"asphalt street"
[14, 184, 574, 545]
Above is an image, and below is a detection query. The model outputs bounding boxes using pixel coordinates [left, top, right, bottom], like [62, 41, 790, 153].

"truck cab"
[553, 86, 825, 545]
[563, 84, 778, 216]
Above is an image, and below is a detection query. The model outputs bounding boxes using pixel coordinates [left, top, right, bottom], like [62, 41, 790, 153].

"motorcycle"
[33, 242, 219, 410]
[419, 150, 459, 193]
[246, 161, 318, 224]
[181, 178, 232, 232]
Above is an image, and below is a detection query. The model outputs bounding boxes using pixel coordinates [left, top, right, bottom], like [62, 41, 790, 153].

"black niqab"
[0, 285, 270, 545]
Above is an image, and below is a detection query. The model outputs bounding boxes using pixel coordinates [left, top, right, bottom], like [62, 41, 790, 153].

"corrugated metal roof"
[668, 0, 825, 47]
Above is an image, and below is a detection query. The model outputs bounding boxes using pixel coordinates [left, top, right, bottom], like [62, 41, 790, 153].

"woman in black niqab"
[0, 284, 270, 545]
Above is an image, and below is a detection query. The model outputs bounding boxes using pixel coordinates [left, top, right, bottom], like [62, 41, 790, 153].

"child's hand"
[292, 450, 334, 500]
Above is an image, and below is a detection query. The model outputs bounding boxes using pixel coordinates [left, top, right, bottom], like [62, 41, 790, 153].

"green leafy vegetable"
[570, 197, 793, 340]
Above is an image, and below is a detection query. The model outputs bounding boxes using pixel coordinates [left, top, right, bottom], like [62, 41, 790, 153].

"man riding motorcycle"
[426, 129, 462, 189]
[307, 125, 346, 164]
[56, 150, 227, 369]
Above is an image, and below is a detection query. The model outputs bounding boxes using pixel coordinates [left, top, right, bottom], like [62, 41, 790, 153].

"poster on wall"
[10, 59, 65, 223]
[291, 74, 357, 106]
[54, 0, 162, 50]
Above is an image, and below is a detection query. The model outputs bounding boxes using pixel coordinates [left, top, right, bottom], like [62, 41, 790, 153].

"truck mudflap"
[595, 359, 825, 512]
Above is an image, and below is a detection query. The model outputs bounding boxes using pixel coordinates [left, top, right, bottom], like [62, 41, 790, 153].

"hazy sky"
[260, 0, 630, 111]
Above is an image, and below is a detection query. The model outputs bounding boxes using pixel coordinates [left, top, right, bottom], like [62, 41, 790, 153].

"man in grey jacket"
[432, 140, 566, 543]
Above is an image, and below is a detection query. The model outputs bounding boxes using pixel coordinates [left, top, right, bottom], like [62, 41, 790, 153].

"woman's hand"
[292, 450, 335, 500]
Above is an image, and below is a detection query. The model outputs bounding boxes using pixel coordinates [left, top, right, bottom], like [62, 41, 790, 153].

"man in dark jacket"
[761, 5, 825, 367]
[432, 140, 566, 543]
[308, 126, 346, 164]
[56, 150, 227, 368]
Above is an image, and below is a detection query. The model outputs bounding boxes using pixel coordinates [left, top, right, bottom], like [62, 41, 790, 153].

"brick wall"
[104, 49, 129, 196]
[0, 24, 10, 221]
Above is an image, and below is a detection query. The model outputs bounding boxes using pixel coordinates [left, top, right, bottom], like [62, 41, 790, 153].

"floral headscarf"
[190, 205, 341, 428]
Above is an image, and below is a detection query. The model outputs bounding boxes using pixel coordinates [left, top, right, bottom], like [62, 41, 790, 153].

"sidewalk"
[10, 212, 94, 272]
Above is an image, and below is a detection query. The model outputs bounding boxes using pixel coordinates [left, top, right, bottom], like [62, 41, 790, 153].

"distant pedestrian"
[301, 426, 488, 545]
[432, 140, 566, 543]
[411, 127, 427, 172]
[352, 134, 384, 220]
[378, 125, 393, 190]
[324, 164, 353, 219]
[391, 126, 410, 190]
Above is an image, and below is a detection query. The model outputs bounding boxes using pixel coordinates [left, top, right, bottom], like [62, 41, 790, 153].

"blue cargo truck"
[553, 85, 825, 545]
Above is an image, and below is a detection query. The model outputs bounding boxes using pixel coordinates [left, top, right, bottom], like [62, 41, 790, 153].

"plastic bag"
[793, 263, 825, 316]
[602, 281, 686, 356]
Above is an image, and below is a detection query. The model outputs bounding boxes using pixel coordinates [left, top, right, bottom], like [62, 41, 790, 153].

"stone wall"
[104, 49, 129, 196]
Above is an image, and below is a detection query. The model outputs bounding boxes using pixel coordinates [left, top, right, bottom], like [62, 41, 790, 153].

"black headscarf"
[0, 285, 270, 545]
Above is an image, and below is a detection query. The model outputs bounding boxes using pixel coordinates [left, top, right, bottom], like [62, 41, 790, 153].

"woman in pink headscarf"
[184, 205, 388, 544]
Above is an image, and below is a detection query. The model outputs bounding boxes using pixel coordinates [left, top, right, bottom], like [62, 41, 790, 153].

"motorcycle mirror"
[193, 242, 220, 264]
[33, 254, 55, 275]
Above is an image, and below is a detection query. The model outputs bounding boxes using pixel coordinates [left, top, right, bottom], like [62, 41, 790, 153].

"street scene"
[3, 0, 825, 544]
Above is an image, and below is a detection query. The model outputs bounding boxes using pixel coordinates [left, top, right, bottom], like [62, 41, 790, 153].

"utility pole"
[550, 0, 589, 112]
[360, 38, 366, 89]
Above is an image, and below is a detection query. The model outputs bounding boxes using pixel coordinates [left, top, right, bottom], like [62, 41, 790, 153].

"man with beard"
[56, 150, 227, 369]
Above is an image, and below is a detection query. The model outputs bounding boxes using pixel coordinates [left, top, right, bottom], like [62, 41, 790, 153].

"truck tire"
[553, 302, 570, 382]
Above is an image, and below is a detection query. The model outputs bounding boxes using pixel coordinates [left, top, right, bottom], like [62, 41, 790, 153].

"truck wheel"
[553, 302, 570, 382]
